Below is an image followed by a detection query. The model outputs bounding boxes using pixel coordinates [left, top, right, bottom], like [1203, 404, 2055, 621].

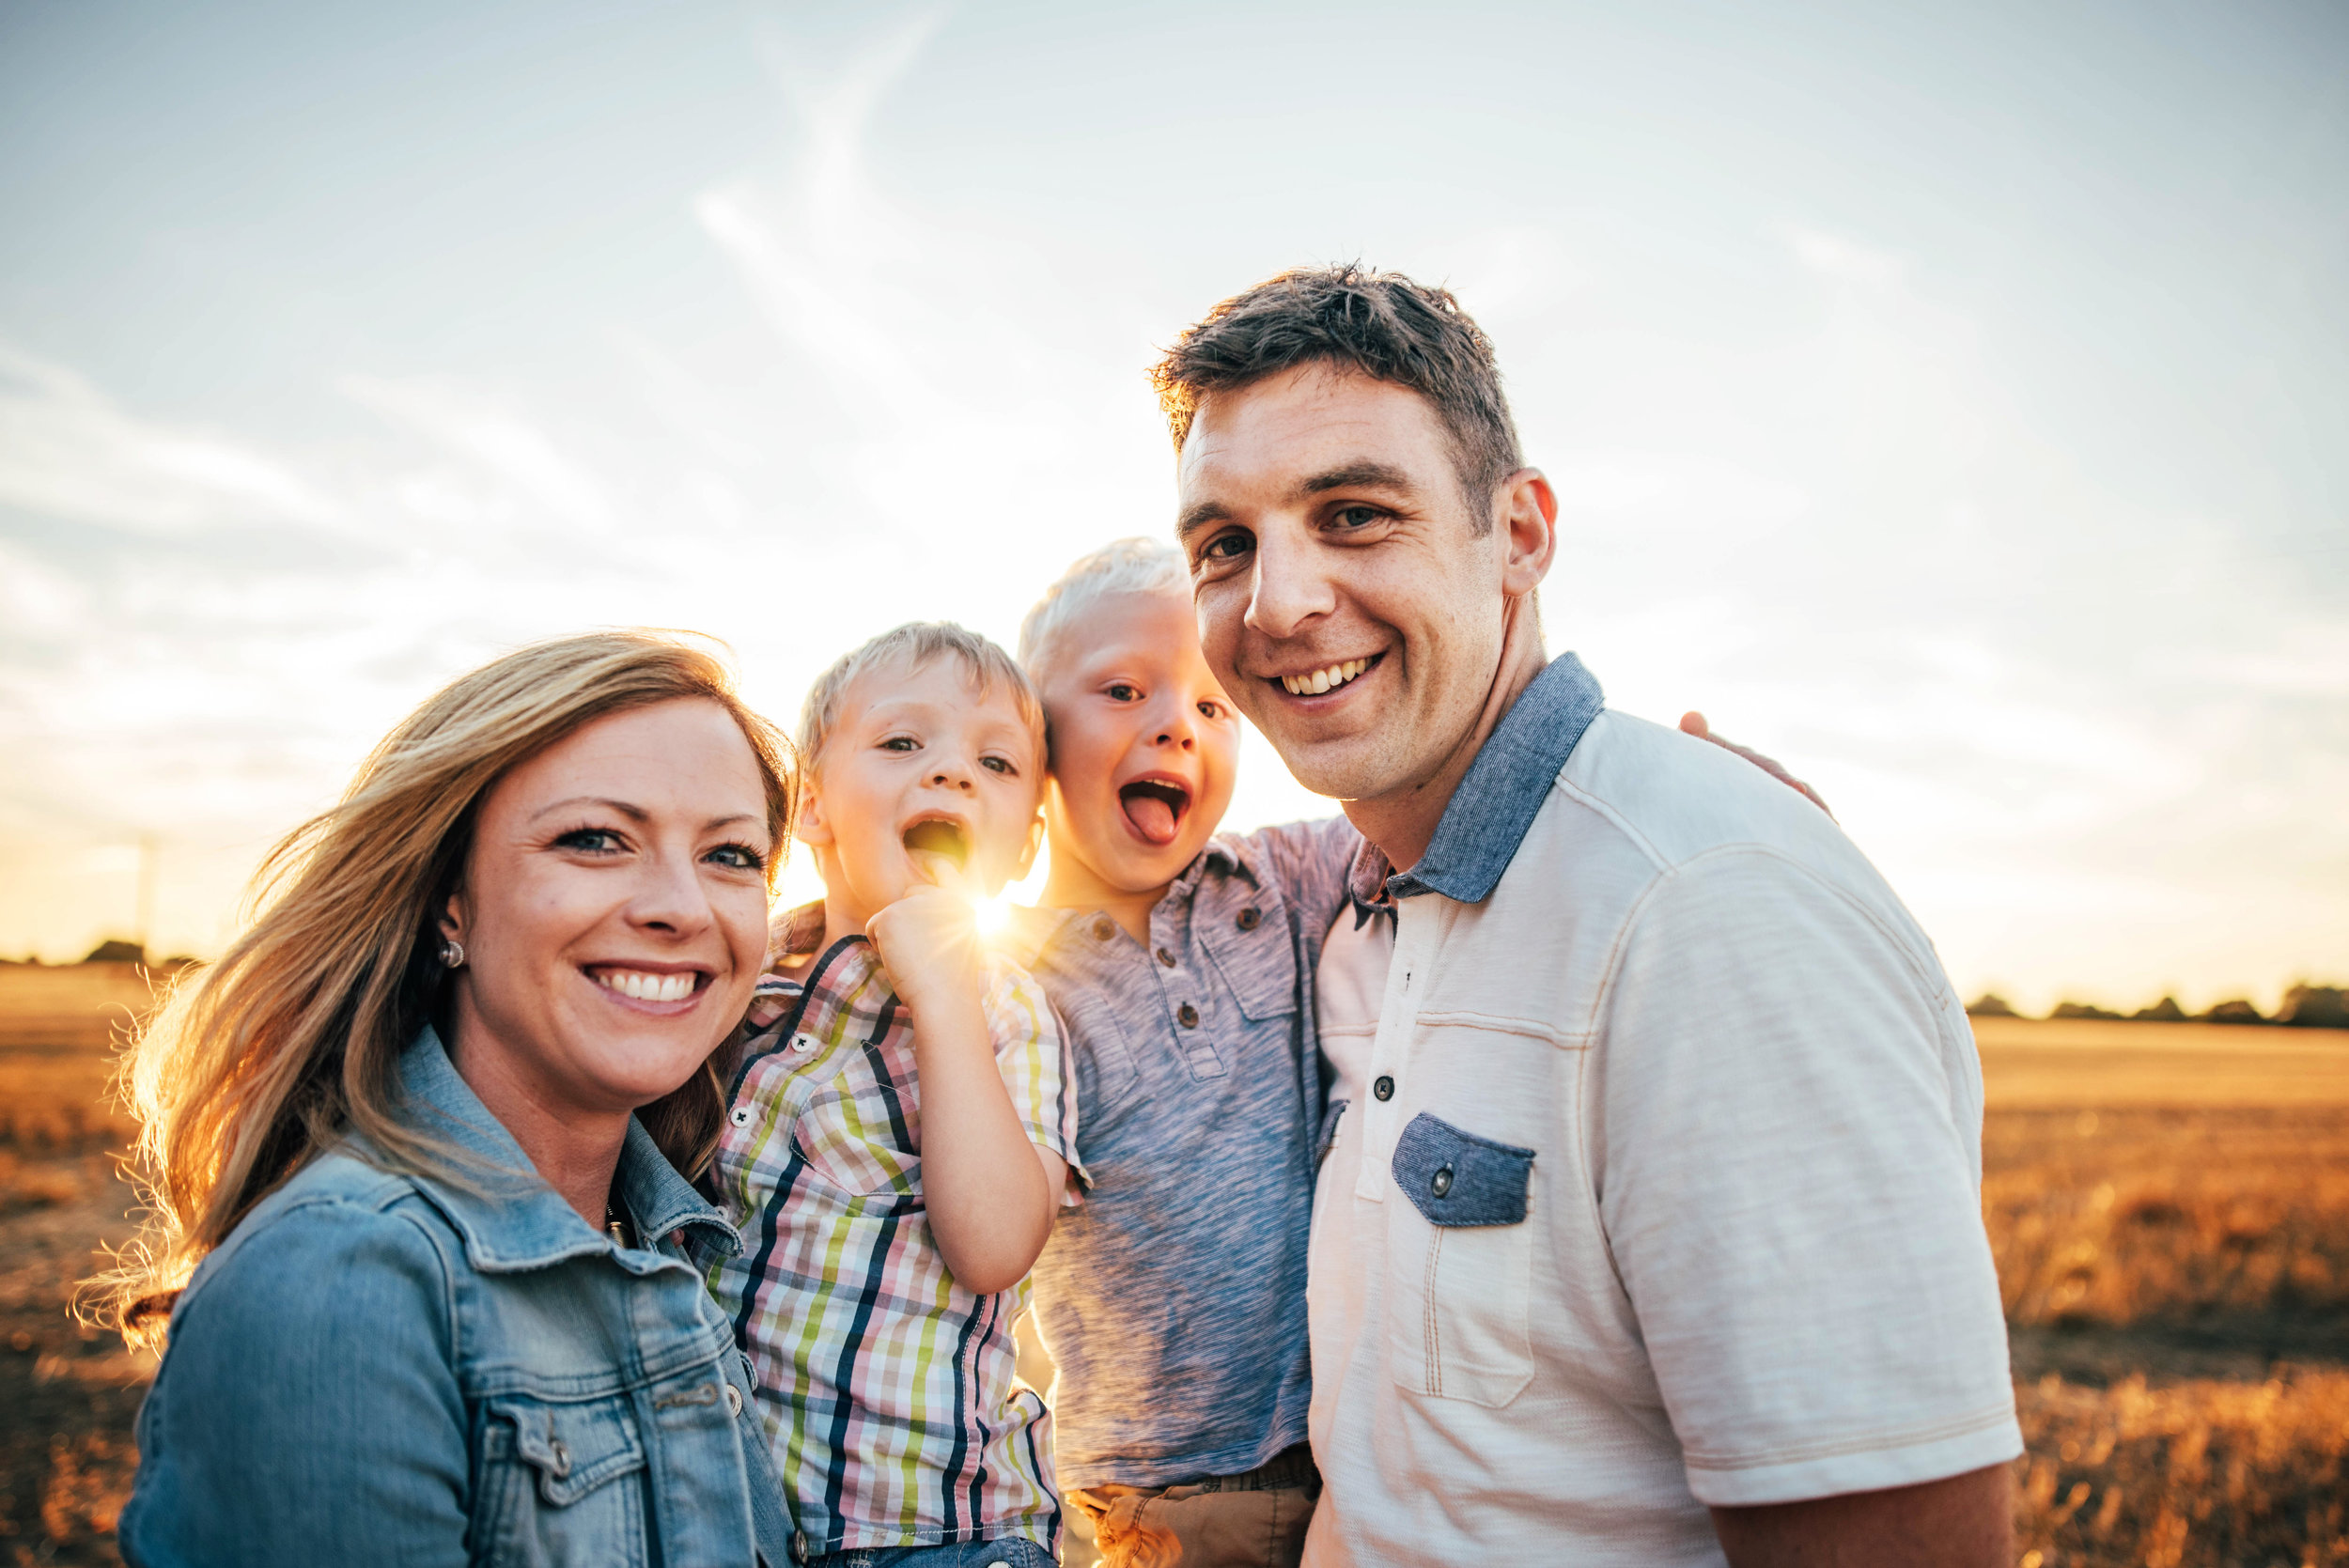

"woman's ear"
[437, 889, 466, 943]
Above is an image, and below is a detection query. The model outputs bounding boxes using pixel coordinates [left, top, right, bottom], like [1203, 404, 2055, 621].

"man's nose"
[1241, 527, 1335, 642]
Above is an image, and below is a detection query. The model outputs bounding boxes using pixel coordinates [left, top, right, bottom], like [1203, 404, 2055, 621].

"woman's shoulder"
[175, 1148, 458, 1333]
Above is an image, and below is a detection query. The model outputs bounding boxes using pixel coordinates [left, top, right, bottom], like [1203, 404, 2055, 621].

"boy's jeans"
[1067, 1444, 1320, 1568]
[800, 1538, 1056, 1568]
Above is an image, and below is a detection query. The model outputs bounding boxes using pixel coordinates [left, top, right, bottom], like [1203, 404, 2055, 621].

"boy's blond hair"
[797, 621, 1045, 776]
[1017, 537, 1189, 684]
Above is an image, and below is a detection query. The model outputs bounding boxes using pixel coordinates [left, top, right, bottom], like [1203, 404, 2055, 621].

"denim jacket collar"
[395, 1028, 741, 1275]
[1381, 651, 1606, 907]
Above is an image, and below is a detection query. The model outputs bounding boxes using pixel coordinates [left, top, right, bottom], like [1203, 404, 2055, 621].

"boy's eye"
[981, 755, 1017, 776]
[880, 736, 918, 752]
[1106, 682, 1141, 703]
[555, 828, 625, 854]
[1197, 699, 1224, 721]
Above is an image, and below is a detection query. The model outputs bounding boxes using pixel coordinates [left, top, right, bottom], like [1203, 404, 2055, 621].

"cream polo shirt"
[1306, 654, 2020, 1568]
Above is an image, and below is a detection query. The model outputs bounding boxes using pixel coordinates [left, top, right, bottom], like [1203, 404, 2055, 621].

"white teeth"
[598, 970, 695, 1003]
[1281, 658, 1371, 696]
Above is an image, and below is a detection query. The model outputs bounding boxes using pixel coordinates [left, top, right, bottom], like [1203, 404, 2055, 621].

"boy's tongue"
[1122, 790, 1180, 846]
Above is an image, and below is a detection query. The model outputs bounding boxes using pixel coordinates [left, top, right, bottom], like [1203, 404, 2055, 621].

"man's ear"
[794, 777, 834, 849]
[1497, 468, 1559, 599]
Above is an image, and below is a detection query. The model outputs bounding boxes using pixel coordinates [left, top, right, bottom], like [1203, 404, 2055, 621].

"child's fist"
[865, 879, 983, 1017]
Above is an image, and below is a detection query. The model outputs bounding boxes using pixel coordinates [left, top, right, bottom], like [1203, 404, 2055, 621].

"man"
[1156, 267, 2021, 1566]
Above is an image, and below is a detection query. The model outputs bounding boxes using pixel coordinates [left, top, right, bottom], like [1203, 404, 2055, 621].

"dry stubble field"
[3, 970, 2345, 1566]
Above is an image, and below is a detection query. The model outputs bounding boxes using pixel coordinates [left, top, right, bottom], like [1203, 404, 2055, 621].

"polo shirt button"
[1237, 907, 1262, 930]
[1093, 916, 1116, 941]
[1373, 1075, 1394, 1101]
[1431, 1164, 1454, 1197]
[1177, 1002, 1200, 1028]
[1156, 946, 1176, 967]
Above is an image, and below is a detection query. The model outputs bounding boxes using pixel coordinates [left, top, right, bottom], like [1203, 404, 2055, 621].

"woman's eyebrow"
[536, 796, 648, 822]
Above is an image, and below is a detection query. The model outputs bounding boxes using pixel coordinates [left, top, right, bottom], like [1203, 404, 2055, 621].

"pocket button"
[1431, 1164, 1453, 1197]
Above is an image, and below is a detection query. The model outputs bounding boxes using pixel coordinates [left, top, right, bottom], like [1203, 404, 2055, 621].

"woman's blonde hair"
[93, 629, 795, 1347]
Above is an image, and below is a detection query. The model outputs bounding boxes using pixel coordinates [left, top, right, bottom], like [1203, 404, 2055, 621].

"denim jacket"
[120, 1030, 797, 1568]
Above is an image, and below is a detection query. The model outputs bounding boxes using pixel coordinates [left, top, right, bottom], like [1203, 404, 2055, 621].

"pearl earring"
[439, 939, 466, 969]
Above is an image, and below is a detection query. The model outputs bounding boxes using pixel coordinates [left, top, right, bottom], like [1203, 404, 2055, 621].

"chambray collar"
[394, 1027, 741, 1274]
[1376, 651, 1605, 907]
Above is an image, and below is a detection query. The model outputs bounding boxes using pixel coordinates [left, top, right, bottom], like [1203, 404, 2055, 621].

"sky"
[1, 0, 2343, 1012]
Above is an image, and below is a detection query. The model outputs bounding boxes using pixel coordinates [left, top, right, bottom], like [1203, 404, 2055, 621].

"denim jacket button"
[1176, 1002, 1200, 1028]
[791, 1529, 810, 1561]
[1237, 907, 1262, 930]
[1093, 917, 1115, 941]
[1431, 1164, 1454, 1197]
[1155, 946, 1176, 967]
[723, 1382, 743, 1417]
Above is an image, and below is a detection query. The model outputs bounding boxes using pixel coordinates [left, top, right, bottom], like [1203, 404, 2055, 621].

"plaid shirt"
[708, 905, 1081, 1554]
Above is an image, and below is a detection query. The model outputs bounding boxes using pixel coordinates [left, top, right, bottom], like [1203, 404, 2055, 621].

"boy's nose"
[928, 766, 973, 791]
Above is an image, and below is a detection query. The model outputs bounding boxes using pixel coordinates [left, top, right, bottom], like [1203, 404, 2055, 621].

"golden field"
[3, 969, 2346, 1566]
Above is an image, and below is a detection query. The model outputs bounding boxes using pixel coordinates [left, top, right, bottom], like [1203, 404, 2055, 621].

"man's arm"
[1712, 1463, 2014, 1568]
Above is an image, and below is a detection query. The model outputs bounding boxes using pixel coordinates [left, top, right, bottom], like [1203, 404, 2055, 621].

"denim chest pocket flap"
[494, 1395, 647, 1506]
[1391, 1112, 1535, 1227]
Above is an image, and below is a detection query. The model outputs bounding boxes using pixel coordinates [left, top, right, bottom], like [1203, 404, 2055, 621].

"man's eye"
[1200, 530, 1252, 562]
[555, 828, 624, 853]
[707, 843, 767, 871]
[1332, 505, 1381, 530]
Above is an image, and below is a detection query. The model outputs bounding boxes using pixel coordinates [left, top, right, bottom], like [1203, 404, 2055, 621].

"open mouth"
[1117, 777, 1191, 847]
[590, 967, 706, 1004]
[902, 817, 972, 871]
[1276, 653, 1380, 698]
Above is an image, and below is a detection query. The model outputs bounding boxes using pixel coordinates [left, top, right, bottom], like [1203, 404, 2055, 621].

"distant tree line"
[1967, 984, 2349, 1030]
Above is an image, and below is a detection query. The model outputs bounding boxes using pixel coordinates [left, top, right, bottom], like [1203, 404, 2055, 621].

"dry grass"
[2, 979, 2345, 1565]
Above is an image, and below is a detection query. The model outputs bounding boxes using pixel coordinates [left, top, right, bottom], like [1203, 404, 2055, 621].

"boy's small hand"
[1679, 711, 1833, 817]
[866, 871, 985, 1017]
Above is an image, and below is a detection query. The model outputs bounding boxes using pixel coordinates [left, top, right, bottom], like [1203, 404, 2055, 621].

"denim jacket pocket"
[1384, 1112, 1538, 1408]
[478, 1393, 650, 1566]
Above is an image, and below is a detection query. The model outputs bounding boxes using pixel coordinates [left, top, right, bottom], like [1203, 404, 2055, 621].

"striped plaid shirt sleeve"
[982, 957, 1086, 1199]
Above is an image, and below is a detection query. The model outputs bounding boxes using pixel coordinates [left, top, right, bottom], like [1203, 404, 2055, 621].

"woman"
[104, 629, 799, 1566]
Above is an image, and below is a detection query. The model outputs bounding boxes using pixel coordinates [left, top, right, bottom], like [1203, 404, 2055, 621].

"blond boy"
[1005, 542, 1358, 1568]
[708, 623, 1081, 1568]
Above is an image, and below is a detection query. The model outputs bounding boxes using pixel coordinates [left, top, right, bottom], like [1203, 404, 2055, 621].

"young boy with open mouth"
[708, 622, 1082, 1568]
[1005, 539, 1358, 1568]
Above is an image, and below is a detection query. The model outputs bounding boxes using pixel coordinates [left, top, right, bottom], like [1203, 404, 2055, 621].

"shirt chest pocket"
[474, 1393, 649, 1568]
[776, 1036, 925, 1202]
[1384, 1111, 1537, 1408]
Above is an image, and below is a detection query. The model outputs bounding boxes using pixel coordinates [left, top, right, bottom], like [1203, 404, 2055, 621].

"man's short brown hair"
[1149, 264, 1524, 525]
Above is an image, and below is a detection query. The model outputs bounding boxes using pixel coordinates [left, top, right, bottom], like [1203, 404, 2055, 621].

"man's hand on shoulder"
[1680, 710, 1833, 816]
[1711, 1463, 2014, 1568]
